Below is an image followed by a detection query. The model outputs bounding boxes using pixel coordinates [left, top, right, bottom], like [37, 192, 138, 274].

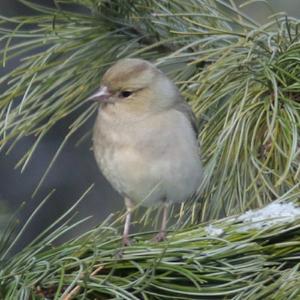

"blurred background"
[0, 0, 300, 250]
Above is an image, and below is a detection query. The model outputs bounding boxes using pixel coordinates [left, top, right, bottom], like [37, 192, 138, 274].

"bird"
[89, 58, 203, 246]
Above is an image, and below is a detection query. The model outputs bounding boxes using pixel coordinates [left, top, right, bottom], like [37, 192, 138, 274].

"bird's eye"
[120, 91, 132, 98]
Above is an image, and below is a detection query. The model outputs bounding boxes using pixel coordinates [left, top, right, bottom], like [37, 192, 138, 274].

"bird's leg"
[122, 197, 133, 246]
[153, 202, 169, 242]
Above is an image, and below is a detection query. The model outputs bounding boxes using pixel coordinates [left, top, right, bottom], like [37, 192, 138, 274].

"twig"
[63, 265, 103, 300]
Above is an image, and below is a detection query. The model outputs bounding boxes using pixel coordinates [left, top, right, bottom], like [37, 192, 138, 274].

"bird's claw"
[122, 236, 131, 247]
[152, 231, 167, 242]
[115, 236, 132, 259]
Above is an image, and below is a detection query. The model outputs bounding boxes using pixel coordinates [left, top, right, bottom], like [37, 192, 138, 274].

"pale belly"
[94, 145, 202, 206]
[93, 109, 203, 207]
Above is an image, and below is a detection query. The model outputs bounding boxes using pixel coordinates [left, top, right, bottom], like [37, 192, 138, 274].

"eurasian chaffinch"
[89, 58, 203, 245]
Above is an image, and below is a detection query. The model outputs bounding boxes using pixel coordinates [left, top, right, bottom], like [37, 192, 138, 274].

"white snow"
[205, 224, 224, 236]
[237, 202, 300, 231]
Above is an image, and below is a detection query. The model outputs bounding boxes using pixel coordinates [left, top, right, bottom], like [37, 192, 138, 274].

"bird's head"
[88, 58, 180, 112]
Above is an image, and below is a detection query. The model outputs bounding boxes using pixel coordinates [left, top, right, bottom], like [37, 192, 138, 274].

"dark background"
[0, 0, 299, 249]
[0, 0, 122, 249]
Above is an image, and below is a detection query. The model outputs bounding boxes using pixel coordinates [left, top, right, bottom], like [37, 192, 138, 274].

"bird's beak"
[87, 86, 111, 102]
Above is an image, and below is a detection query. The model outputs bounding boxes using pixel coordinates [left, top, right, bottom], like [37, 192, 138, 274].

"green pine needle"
[1, 0, 300, 219]
[1, 1, 300, 298]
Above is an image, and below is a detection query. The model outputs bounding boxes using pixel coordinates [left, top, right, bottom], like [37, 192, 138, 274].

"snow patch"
[205, 224, 224, 236]
[237, 202, 300, 231]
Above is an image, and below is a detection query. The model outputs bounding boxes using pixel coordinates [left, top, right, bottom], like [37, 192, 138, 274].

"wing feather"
[174, 100, 198, 138]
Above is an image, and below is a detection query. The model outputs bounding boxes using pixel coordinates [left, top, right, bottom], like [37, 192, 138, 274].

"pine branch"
[0, 199, 300, 299]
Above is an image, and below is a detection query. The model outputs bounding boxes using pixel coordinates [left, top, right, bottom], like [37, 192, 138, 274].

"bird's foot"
[115, 236, 132, 259]
[122, 235, 131, 247]
[152, 231, 167, 242]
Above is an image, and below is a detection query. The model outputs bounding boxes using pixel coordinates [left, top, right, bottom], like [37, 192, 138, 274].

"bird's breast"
[92, 107, 203, 206]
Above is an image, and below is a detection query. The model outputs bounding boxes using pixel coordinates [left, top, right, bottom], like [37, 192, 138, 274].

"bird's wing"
[174, 101, 198, 137]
